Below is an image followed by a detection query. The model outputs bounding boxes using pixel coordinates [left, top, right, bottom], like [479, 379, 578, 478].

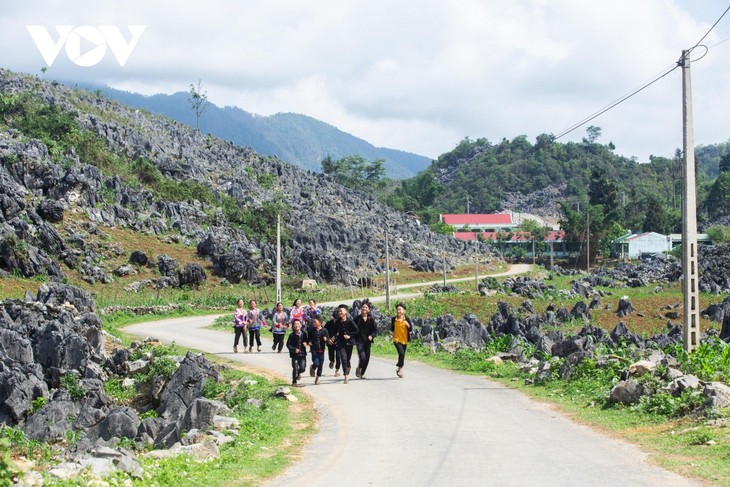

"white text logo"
[26, 25, 146, 67]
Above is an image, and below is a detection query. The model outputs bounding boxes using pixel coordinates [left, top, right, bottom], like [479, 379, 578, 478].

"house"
[440, 213, 516, 232]
[453, 230, 570, 257]
[612, 232, 672, 259]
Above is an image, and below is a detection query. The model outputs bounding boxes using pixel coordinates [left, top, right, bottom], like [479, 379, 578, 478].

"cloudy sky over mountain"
[1, 1, 728, 162]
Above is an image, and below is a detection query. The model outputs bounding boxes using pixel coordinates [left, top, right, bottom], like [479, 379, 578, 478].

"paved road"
[125, 313, 698, 487]
[363, 263, 533, 304]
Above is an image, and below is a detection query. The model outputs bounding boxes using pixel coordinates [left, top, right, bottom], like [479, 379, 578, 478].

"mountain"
[77, 84, 432, 179]
[0, 68, 480, 289]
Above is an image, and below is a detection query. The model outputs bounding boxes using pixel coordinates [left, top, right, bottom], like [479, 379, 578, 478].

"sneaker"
[309, 365, 315, 377]
[343, 376, 349, 384]
[334, 370, 341, 377]
[272, 343, 276, 350]
[397, 367, 404, 378]
[296, 373, 301, 382]
[315, 376, 320, 385]
[257, 346, 261, 352]
[234, 346, 238, 353]
[329, 361, 334, 369]
[277, 349, 282, 353]
[355, 368, 362, 378]
[345, 367, 351, 376]
[248, 346, 253, 352]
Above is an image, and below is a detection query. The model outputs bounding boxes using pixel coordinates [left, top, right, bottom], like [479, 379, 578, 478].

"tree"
[642, 195, 671, 234]
[321, 155, 385, 192]
[584, 125, 602, 144]
[188, 79, 208, 131]
[706, 172, 730, 219]
[520, 219, 549, 259]
[719, 153, 730, 174]
[705, 224, 730, 244]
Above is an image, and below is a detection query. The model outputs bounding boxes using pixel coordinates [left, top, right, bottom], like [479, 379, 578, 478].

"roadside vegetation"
[0, 340, 315, 486]
[368, 279, 730, 486]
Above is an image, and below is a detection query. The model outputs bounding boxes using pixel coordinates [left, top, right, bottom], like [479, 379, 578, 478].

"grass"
[3, 341, 316, 487]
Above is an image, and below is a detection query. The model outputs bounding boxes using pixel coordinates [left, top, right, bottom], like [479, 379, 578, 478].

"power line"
[688, 5, 730, 53]
[554, 4, 730, 141]
[553, 64, 678, 141]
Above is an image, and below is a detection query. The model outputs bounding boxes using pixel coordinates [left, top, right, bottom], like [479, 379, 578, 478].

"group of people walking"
[233, 298, 413, 387]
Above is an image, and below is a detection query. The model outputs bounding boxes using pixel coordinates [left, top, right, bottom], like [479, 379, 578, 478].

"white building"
[613, 232, 672, 259]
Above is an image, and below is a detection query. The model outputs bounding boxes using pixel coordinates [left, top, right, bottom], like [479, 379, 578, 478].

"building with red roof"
[440, 213, 515, 232]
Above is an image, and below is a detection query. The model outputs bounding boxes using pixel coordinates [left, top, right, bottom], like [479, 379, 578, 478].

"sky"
[1, 0, 729, 163]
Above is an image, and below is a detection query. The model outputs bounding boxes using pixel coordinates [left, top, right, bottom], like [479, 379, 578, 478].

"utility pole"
[680, 49, 700, 352]
[586, 209, 590, 271]
[474, 236, 479, 291]
[385, 228, 391, 311]
[442, 251, 446, 287]
[466, 195, 471, 214]
[276, 213, 281, 304]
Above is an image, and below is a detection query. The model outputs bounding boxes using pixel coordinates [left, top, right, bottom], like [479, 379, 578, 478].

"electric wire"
[553, 4, 730, 141]
[688, 4, 730, 53]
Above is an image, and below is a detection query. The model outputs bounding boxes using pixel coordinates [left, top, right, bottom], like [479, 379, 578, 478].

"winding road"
[123, 265, 698, 487]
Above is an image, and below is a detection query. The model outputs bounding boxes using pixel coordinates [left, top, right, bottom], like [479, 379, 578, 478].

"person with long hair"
[289, 298, 306, 329]
[304, 298, 322, 331]
[246, 299, 267, 352]
[333, 304, 359, 384]
[354, 299, 377, 379]
[270, 301, 289, 353]
[286, 319, 308, 387]
[391, 302, 412, 378]
[233, 299, 248, 353]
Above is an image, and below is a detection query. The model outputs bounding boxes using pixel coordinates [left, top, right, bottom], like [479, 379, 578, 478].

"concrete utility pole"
[442, 251, 447, 287]
[474, 237, 479, 291]
[680, 49, 700, 352]
[276, 213, 281, 304]
[385, 228, 391, 311]
[466, 195, 471, 214]
[586, 210, 590, 271]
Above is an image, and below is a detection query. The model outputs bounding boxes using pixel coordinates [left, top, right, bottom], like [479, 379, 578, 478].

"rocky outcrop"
[0, 69, 491, 287]
[0, 283, 244, 480]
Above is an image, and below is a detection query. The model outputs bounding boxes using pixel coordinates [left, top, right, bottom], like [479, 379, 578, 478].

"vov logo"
[26, 25, 146, 67]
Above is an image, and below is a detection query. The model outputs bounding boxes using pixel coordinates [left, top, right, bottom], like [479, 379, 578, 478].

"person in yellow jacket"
[390, 302, 412, 378]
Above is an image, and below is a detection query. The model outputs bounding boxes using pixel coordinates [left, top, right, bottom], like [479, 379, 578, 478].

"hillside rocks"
[0, 69, 488, 287]
[0, 283, 249, 480]
[585, 248, 730, 294]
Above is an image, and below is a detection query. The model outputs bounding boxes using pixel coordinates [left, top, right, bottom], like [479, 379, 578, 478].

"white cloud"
[2, 0, 728, 162]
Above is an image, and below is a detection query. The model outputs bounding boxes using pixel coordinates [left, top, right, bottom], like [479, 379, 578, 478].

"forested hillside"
[387, 132, 730, 232]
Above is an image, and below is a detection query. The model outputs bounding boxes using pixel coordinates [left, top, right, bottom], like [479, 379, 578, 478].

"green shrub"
[28, 396, 47, 415]
[60, 373, 85, 400]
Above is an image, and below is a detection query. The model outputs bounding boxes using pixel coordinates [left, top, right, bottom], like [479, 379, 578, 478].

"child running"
[286, 319, 308, 387]
[270, 301, 289, 352]
[246, 300, 266, 352]
[333, 304, 359, 384]
[233, 299, 248, 353]
[307, 316, 330, 385]
[304, 299, 322, 331]
[391, 302, 412, 378]
[324, 310, 341, 376]
[354, 299, 377, 379]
